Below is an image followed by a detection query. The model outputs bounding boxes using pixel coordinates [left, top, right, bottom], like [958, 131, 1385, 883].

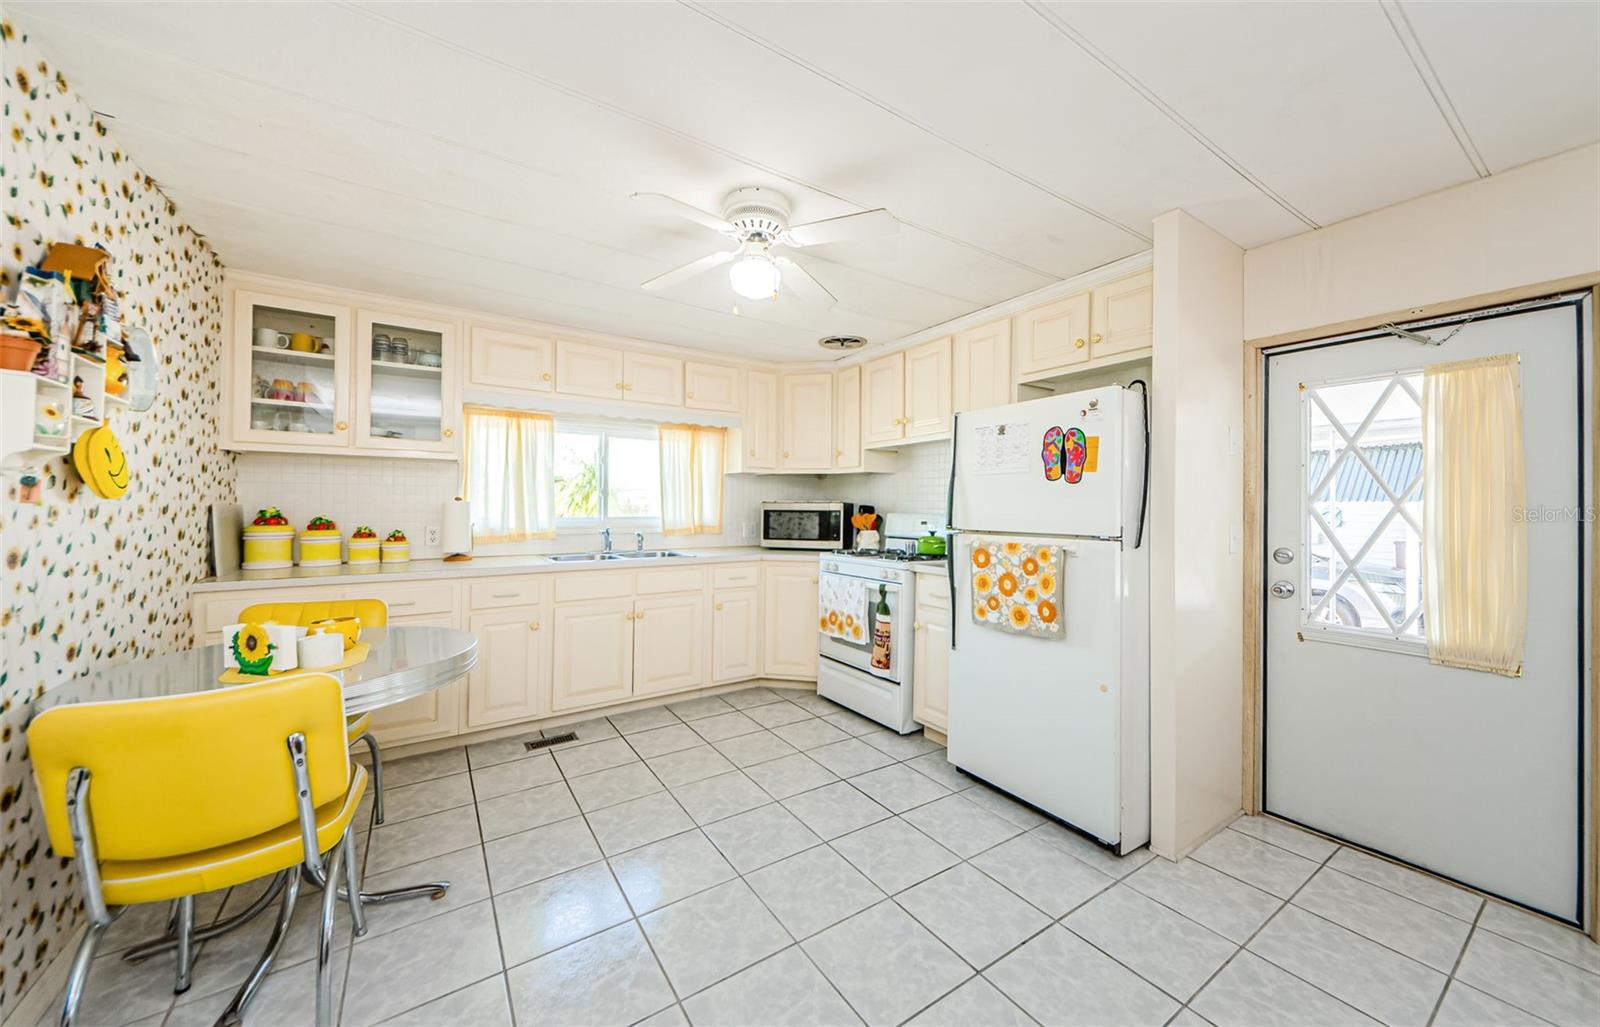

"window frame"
[1296, 368, 1429, 658]
[552, 418, 662, 533]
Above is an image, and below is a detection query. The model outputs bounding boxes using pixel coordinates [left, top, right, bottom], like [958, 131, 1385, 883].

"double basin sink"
[547, 550, 694, 563]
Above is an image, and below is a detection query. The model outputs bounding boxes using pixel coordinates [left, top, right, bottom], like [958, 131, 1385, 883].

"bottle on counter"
[871, 583, 892, 670]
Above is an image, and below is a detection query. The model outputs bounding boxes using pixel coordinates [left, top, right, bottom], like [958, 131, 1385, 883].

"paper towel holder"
[443, 496, 473, 563]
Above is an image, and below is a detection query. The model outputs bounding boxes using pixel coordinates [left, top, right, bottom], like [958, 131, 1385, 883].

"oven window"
[764, 509, 840, 542]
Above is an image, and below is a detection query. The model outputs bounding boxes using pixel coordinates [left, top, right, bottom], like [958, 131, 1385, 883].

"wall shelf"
[2, 370, 73, 470]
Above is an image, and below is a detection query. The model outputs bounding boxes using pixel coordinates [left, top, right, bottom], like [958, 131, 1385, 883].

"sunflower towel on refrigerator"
[969, 537, 1064, 638]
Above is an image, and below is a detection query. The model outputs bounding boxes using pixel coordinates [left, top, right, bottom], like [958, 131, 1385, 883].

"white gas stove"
[815, 513, 947, 734]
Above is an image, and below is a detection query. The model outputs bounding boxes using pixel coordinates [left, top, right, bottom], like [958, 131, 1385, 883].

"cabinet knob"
[1074, 338, 1085, 349]
[335, 420, 348, 430]
[542, 372, 552, 382]
[782, 451, 791, 459]
[835, 449, 843, 458]
[624, 383, 634, 391]
[528, 620, 540, 631]
[810, 576, 818, 584]
[914, 621, 922, 631]
[635, 610, 645, 620]
[625, 611, 635, 621]
[443, 427, 454, 438]
[749, 449, 757, 457]
[686, 391, 695, 399]
[616, 382, 625, 390]
[1091, 333, 1103, 344]
[714, 602, 724, 611]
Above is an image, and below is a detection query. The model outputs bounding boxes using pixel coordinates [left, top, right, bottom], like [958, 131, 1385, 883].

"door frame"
[1241, 272, 1600, 938]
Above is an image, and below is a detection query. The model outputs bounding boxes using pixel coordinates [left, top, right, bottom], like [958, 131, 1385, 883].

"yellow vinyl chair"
[28, 673, 366, 1027]
[239, 599, 389, 826]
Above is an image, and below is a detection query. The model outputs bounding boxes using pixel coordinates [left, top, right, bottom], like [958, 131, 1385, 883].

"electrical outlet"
[424, 525, 441, 547]
[742, 522, 756, 541]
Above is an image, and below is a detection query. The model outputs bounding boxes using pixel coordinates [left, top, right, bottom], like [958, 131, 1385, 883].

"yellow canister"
[241, 526, 294, 570]
[298, 529, 344, 567]
[380, 540, 410, 564]
[347, 538, 380, 564]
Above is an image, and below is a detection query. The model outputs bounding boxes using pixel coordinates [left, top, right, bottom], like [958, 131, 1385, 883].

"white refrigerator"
[945, 384, 1150, 853]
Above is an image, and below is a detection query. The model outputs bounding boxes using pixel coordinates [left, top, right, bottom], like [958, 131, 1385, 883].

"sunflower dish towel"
[970, 538, 1064, 638]
[819, 573, 869, 642]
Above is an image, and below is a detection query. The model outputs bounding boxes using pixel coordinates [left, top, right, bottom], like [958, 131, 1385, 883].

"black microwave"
[759, 501, 855, 550]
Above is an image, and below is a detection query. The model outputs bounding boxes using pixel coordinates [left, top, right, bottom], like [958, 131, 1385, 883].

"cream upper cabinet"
[354, 308, 460, 456]
[763, 564, 819, 680]
[623, 351, 684, 406]
[555, 339, 625, 400]
[685, 361, 742, 413]
[1015, 292, 1092, 378]
[712, 588, 760, 684]
[833, 365, 863, 471]
[469, 325, 553, 393]
[1090, 271, 1154, 357]
[903, 336, 952, 440]
[551, 598, 634, 711]
[465, 606, 550, 729]
[780, 371, 834, 471]
[861, 353, 906, 448]
[912, 602, 951, 733]
[230, 288, 354, 451]
[743, 370, 780, 471]
[953, 319, 1012, 413]
[633, 593, 706, 696]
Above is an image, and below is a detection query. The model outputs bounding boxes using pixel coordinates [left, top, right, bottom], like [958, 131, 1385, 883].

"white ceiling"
[11, 1, 1598, 361]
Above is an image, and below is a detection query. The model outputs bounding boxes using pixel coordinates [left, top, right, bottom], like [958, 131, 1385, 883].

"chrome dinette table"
[31, 625, 478, 981]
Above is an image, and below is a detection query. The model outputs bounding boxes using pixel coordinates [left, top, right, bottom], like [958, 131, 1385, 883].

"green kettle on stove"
[916, 530, 948, 557]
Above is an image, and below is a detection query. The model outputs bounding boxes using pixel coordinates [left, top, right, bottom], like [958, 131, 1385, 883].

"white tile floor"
[54, 686, 1600, 1026]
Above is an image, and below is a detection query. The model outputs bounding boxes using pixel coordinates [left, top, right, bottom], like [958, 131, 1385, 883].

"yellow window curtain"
[1420, 353, 1527, 677]
[659, 424, 725, 535]
[461, 405, 557, 542]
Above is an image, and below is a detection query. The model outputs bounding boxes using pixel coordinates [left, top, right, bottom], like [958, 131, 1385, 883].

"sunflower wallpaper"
[0, 23, 233, 1017]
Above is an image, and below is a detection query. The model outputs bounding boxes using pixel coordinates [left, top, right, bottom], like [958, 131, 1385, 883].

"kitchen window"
[553, 421, 662, 528]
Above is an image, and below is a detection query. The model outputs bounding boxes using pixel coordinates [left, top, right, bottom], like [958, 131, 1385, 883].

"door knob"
[1270, 580, 1296, 599]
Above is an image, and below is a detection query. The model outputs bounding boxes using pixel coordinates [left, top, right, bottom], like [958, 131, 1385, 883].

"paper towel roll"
[442, 497, 473, 557]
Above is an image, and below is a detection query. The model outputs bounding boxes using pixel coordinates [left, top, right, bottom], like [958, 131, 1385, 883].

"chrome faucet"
[600, 528, 612, 553]
[635, 531, 645, 552]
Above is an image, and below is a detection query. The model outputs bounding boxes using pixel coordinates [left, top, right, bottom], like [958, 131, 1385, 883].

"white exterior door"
[1263, 297, 1589, 922]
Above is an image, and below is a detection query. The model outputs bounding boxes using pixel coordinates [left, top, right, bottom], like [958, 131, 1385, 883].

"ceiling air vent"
[818, 335, 868, 352]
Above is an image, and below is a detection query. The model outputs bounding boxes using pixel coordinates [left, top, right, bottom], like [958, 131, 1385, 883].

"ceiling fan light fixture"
[728, 252, 780, 300]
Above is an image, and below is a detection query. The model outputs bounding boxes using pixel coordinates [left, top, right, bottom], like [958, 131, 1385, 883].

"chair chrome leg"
[316, 841, 343, 1027]
[341, 829, 367, 937]
[123, 874, 287, 964]
[173, 894, 196, 994]
[360, 732, 384, 825]
[339, 881, 452, 904]
[216, 870, 299, 1027]
[59, 921, 105, 1027]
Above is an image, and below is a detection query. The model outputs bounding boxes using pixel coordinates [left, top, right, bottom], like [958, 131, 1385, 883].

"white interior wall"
[1149, 210, 1246, 858]
[1244, 144, 1600, 340]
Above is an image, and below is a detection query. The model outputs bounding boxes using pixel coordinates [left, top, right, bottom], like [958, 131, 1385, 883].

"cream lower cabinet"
[911, 593, 951, 734]
[763, 564, 819, 680]
[465, 606, 550, 729]
[369, 612, 465, 745]
[712, 588, 760, 683]
[551, 598, 635, 712]
[633, 593, 705, 696]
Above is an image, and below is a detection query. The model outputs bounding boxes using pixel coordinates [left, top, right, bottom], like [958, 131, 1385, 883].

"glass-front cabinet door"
[231, 289, 352, 448]
[354, 309, 459, 456]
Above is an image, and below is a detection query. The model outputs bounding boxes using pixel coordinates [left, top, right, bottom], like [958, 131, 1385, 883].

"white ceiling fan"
[632, 187, 897, 306]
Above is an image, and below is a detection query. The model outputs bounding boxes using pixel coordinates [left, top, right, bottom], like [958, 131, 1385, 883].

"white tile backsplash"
[234, 438, 952, 558]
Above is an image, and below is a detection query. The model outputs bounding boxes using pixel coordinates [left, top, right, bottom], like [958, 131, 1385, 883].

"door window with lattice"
[1301, 372, 1425, 646]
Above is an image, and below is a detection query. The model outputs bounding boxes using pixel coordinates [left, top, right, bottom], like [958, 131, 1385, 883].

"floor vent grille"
[524, 732, 577, 751]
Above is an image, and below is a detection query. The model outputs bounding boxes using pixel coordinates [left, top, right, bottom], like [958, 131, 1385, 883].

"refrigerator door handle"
[947, 412, 959, 651]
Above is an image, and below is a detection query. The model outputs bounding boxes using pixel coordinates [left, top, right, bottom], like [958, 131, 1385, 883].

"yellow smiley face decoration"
[72, 424, 131, 499]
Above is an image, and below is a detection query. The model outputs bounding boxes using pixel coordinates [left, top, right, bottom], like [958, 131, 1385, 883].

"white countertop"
[191, 547, 821, 593]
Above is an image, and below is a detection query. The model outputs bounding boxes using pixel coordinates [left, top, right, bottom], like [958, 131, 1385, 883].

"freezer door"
[947, 533, 1127, 845]
[951, 386, 1133, 539]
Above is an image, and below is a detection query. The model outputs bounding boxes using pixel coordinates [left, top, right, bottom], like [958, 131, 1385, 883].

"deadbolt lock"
[1272, 547, 1294, 565]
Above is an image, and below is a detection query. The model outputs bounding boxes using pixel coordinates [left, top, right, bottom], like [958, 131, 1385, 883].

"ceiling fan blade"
[782, 208, 897, 248]
[641, 250, 739, 291]
[631, 192, 736, 235]
[774, 256, 837, 307]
